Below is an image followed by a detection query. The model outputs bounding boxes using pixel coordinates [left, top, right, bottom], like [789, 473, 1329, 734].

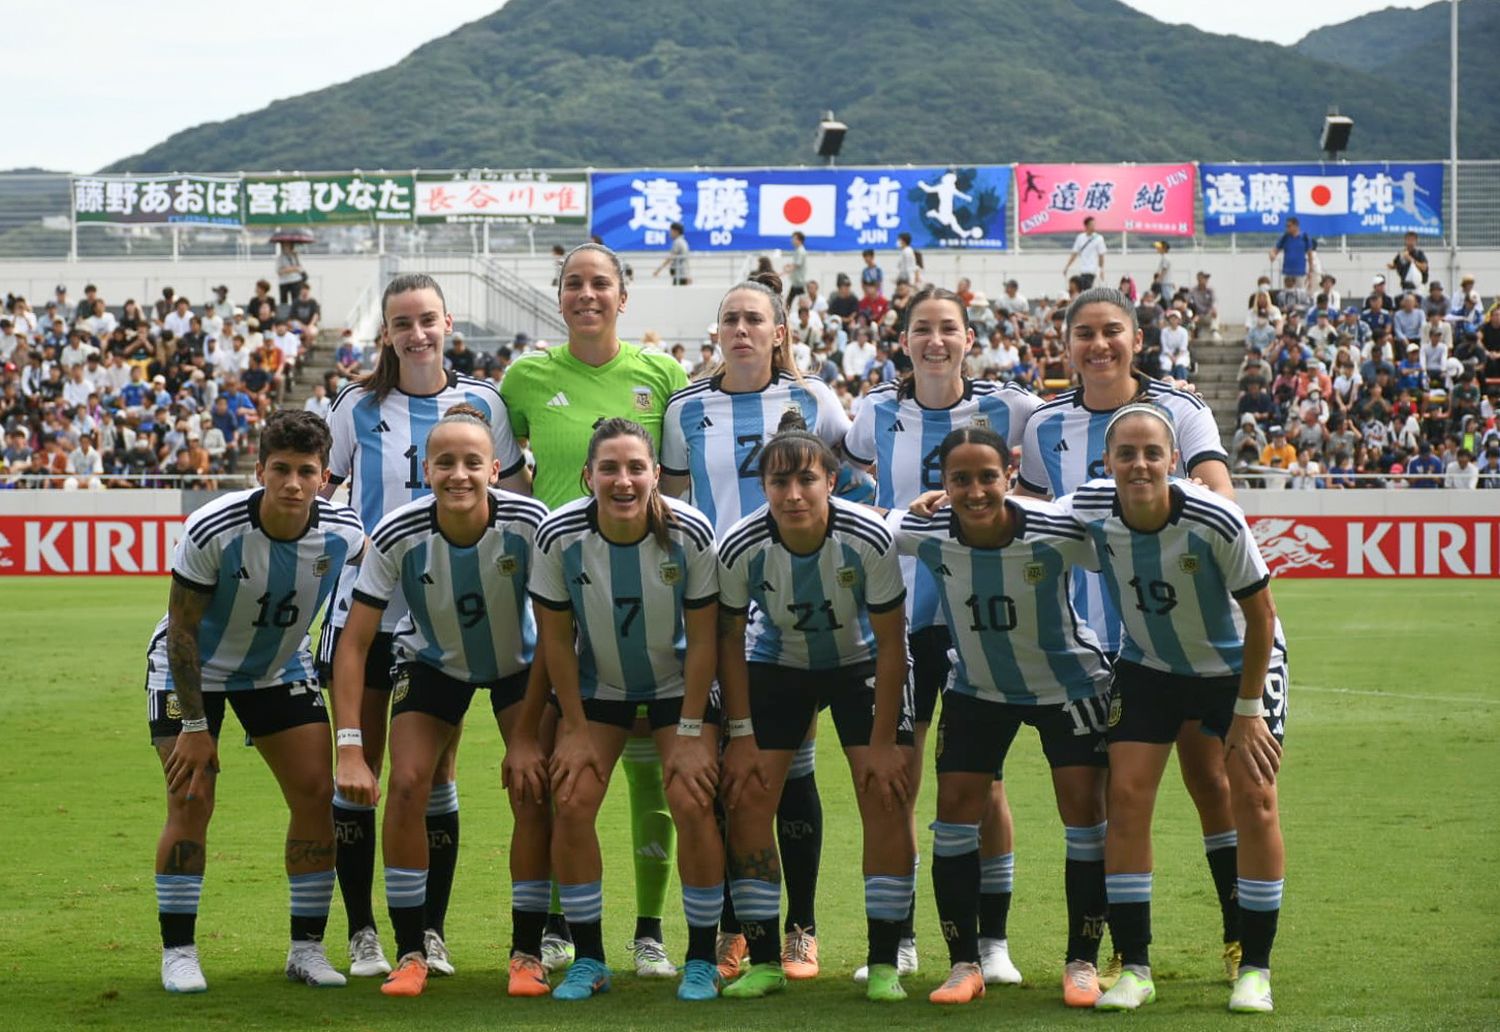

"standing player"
[501, 243, 691, 975]
[846, 285, 1041, 985]
[660, 270, 849, 980]
[1017, 286, 1245, 982]
[890, 427, 1110, 1007]
[1068, 405, 1287, 1015]
[530, 419, 725, 1002]
[716, 425, 916, 1002]
[321, 274, 528, 978]
[331, 408, 552, 998]
[146, 410, 365, 993]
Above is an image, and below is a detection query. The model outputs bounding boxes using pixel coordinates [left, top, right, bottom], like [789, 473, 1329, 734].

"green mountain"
[1294, 0, 1499, 157]
[104, 0, 1480, 174]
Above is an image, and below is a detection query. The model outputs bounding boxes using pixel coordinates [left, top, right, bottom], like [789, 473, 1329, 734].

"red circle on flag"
[1310, 185, 1332, 207]
[782, 196, 812, 225]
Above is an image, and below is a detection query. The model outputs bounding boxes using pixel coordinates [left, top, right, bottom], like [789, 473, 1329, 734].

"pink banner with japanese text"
[414, 172, 588, 225]
[1015, 163, 1195, 236]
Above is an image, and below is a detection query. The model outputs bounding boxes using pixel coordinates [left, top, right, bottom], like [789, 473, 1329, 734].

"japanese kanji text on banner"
[1200, 162, 1443, 236]
[1014, 163, 1195, 236]
[73, 175, 243, 226]
[590, 167, 1010, 252]
[241, 173, 415, 224]
[414, 172, 588, 224]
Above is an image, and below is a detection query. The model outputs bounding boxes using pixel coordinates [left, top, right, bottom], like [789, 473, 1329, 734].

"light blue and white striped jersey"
[529, 495, 718, 702]
[146, 489, 365, 693]
[351, 488, 546, 684]
[661, 371, 851, 536]
[1017, 375, 1227, 653]
[325, 371, 525, 635]
[889, 498, 1110, 706]
[1065, 478, 1286, 678]
[845, 378, 1041, 631]
[718, 496, 906, 670]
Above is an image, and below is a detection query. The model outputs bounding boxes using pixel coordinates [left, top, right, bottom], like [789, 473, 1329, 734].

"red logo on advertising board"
[0, 517, 185, 575]
[1248, 516, 1500, 578]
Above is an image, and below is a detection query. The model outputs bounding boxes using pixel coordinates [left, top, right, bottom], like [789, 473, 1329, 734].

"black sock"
[932, 850, 980, 965]
[1064, 858, 1107, 965]
[867, 917, 902, 968]
[900, 888, 916, 941]
[160, 912, 196, 949]
[979, 890, 1011, 941]
[1239, 906, 1279, 970]
[633, 916, 663, 942]
[545, 911, 572, 940]
[1207, 845, 1240, 942]
[687, 924, 717, 965]
[333, 804, 376, 939]
[291, 914, 327, 943]
[424, 811, 460, 938]
[719, 879, 741, 934]
[570, 920, 605, 962]
[776, 772, 822, 934]
[512, 909, 546, 957]
[741, 917, 780, 965]
[1108, 901, 1151, 968]
[389, 903, 425, 961]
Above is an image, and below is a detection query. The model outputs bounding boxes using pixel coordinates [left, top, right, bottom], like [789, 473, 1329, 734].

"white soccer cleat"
[423, 928, 455, 976]
[853, 937, 918, 983]
[630, 936, 677, 978]
[978, 937, 1022, 985]
[540, 930, 575, 973]
[1095, 968, 1157, 1011]
[1228, 967, 1274, 1013]
[286, 940, 347, 987]
[347, 926, 391, 977]
[162, 945, 208, 993]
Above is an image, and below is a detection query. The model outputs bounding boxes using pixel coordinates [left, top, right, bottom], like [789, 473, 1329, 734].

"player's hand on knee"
[664, 736, 719, 809]
[860, 743, 911, 811]
[720, 737, 767, 811]
[1225, 715, 1281, 786]
[548, 725, 604, 803]
[335, 753, 381, 808]
[502, 732, 549, 807]
[166, 729, 219, 802]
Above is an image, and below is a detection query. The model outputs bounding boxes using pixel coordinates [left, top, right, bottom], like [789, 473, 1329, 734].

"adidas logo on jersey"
[546, 392, 570, 407]
[932, 564, 953, 577]
[756, 580, 775, 592]
[372, 420, 392, 433]
[233, 566, 250, 580]
[573, 572, 592, 585]
[698, 416, 714, 429]
[420, 572, 435, 585]
[1052, 439, 1069, 452]
[889, 419, 906, 432]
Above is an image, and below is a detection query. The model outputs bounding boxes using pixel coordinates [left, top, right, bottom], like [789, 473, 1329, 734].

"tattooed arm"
[163, 577, 219, 801]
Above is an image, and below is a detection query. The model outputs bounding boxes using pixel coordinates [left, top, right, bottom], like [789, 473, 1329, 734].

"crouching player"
[891, 427, 1111, 1007]
[332, 407, 553, 998]
[146, 410, 366, 992]
[1069, 404, 1288, 1015]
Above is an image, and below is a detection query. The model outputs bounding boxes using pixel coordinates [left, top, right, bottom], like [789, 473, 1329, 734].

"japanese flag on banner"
[1292, 175, 1349, 215]
[757, 184, 837, 237]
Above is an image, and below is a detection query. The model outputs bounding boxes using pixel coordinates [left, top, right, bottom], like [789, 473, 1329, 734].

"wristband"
[726, 718, 754, 739]
[179, 717, 209, 734]
[336, 727, 365, 748]
[1233, 697, 1266, 718]
[676, 719, 704, 738]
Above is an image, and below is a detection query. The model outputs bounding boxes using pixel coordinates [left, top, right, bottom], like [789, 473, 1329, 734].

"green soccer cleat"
[1095, 968, 1156, 1011]
[721, 962, 787, 999]
[865, 962, 907, 1002]
[1229, 967, 1274, 1014]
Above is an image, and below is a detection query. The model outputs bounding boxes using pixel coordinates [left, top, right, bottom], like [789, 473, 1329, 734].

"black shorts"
[934, 690, 1110, 777]
[148, 680, 327, 744]
[391, 663, 530, 727]
[748, 661, 916, 751]
[549, 686, 722, 731]
[1106, 659, 1289, 745]
[317, 625, 395, 692]
[1077, 273, 1097, 289]
[908, 625, 952, 725]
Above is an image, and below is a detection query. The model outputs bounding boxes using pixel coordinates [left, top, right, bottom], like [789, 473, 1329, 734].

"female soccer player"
[1069, 404, 1287, 1015]
[145, 410, 365, 993]
[501, 243, 692, 976]
[716, 425, 915, 1002]
[530, 418, 724, 1002]
[1017, 286, 1245, 982]
[321, 274, 528, 978]
[331, 408, 552, 998]
[847, 285, 1041, 985]
[891, 427, 1110, 1007]
[660, 270, 850, 980]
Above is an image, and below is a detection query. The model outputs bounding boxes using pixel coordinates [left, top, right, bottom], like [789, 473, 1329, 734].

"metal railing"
[383, 254, 568, 343]
[6, 472, 258, 488]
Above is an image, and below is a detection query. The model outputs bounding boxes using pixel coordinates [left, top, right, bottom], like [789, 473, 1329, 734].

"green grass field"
[2, 577, 1497, 1030]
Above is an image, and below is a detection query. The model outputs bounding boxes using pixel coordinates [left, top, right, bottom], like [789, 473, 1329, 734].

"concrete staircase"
[1188, 327, 1249, 441]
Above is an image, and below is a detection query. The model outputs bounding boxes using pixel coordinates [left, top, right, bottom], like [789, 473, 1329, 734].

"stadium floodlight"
[815, 111, 847, 166]
[1321, 109, 1353, 160]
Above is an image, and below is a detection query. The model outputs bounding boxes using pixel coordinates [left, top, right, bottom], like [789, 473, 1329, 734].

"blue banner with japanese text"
[1200, 162, 1443, 236]
[589, 167, 1010, 252]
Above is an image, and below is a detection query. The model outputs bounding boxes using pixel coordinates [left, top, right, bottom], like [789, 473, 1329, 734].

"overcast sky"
[3, 0, 1438, 173]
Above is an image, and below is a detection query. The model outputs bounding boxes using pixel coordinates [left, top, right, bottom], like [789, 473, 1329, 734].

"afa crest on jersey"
[165, 692, 183, 719]
[1108, 693, 1123, 728]
[1178, 555, 1200, 574]
[392, 667, 411, 705]
[313, 554, 332, 577]
[1023, 561, 1046, 585]
[836, 565, 858, 588]
[633, 386, 653, 411]
[659, 560, 683, 585]
[495, 554, 519, 577]
[968, 414, 990, 430]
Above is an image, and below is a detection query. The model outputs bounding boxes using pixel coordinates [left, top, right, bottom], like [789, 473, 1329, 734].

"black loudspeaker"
[815, 112, 847, 160]
[1321, 115, 1354, 155]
